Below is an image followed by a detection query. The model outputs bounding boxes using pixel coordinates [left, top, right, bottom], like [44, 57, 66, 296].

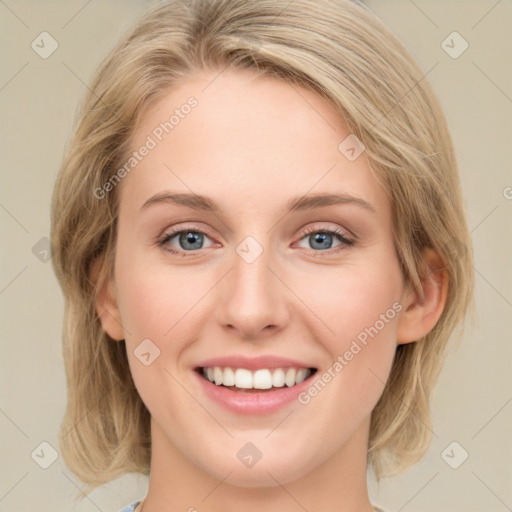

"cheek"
[116, 264, 196, 415]
[301, 256, 403, 407]
[306, 257, 403, 344]
[116, 247, 202, 341]
[300, 304, 400, 436]
[114, 255, 214, 395]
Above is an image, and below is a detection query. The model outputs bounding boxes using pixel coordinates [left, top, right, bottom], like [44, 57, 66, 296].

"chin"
[197, 449, 320, 489]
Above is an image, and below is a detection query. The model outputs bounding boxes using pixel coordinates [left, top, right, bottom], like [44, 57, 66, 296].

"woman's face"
[102, 67, 414, 487]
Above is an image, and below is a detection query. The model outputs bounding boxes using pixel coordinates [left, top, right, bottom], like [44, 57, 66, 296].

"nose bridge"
[216, 233, 288, 338]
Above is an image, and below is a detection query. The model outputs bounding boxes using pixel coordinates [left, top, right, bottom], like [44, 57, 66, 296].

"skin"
[95, 67, 447, 512]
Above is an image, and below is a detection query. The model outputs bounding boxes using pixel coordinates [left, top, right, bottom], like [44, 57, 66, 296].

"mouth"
[194, 366, 318, 393]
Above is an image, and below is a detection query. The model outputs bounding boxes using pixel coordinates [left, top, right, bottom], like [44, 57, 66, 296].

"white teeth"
[213, 367, 223, 385]
[201, 366, 313, 389]
[285, 368, 296, 387]
[253, 369, 272, 389]
[235, 368, 253, 388]
[272, 368, 285, 387]
[295, 368, 309, 384]
[223, 367, 235, 386]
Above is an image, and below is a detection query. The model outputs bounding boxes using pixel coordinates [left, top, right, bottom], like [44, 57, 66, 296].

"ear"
[396, 248, 448, 345]
[90, 256, 125, 341]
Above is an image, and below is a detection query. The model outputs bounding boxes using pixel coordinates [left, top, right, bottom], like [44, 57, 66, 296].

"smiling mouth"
[195, 366, 318, 392]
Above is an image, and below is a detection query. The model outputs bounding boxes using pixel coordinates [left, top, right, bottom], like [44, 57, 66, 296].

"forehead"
[119, 67, 388, 221]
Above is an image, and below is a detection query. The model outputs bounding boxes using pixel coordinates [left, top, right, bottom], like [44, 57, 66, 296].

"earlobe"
[396, 248, 448, 345]
[90, 256, 125, 341]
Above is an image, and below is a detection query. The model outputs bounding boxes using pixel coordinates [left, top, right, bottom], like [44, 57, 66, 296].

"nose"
[216, 242, 290, 341]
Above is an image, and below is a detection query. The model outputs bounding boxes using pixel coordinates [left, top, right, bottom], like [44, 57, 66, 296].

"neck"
[138, 417, 375, 512]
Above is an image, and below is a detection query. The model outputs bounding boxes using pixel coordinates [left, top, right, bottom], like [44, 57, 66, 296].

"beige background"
[1, 1, 511, 511]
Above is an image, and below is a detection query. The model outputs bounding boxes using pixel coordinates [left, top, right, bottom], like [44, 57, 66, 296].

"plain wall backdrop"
[0, 1, 511, 511]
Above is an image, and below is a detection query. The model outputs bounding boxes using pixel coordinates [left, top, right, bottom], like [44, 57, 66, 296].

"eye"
[156, 224, 354, 257]
[157, 226, 215, 256]
[296, 226, 354, 254]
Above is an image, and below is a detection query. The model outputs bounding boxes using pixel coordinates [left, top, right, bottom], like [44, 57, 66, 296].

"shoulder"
[118, 501, 141, 512]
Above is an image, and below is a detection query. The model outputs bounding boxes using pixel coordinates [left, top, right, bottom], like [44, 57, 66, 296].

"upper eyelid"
[160, 223, 353, 245]
[161, 222, 351, 237]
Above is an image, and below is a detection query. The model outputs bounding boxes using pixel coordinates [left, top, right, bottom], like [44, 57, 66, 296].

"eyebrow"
[140, 191, 376, 214]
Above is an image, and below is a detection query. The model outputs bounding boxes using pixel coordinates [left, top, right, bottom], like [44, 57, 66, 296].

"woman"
[50, 1, 474, 510]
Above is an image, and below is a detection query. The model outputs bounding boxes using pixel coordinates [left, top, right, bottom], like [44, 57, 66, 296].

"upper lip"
[195, 355, 317, 371]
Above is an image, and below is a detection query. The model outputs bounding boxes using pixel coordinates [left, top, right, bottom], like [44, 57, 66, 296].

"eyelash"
[156, 224, 354, 257]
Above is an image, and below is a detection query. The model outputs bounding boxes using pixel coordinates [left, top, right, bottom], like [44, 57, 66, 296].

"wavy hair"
[50, 0, 475, 493]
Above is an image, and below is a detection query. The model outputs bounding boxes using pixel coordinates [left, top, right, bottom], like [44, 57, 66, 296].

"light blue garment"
[118, 500, 385, 511]
[118, 501, 140, 512]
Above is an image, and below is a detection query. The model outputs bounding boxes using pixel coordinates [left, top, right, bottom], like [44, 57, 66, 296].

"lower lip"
[193, 369, 317, 415]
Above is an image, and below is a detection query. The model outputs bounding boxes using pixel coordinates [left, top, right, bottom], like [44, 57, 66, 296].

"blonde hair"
[50, 0, 475, 493]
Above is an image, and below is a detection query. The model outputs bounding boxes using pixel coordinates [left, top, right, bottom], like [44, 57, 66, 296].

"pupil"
[312, 232, 330, 250]
[181, 232, 202, 250]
